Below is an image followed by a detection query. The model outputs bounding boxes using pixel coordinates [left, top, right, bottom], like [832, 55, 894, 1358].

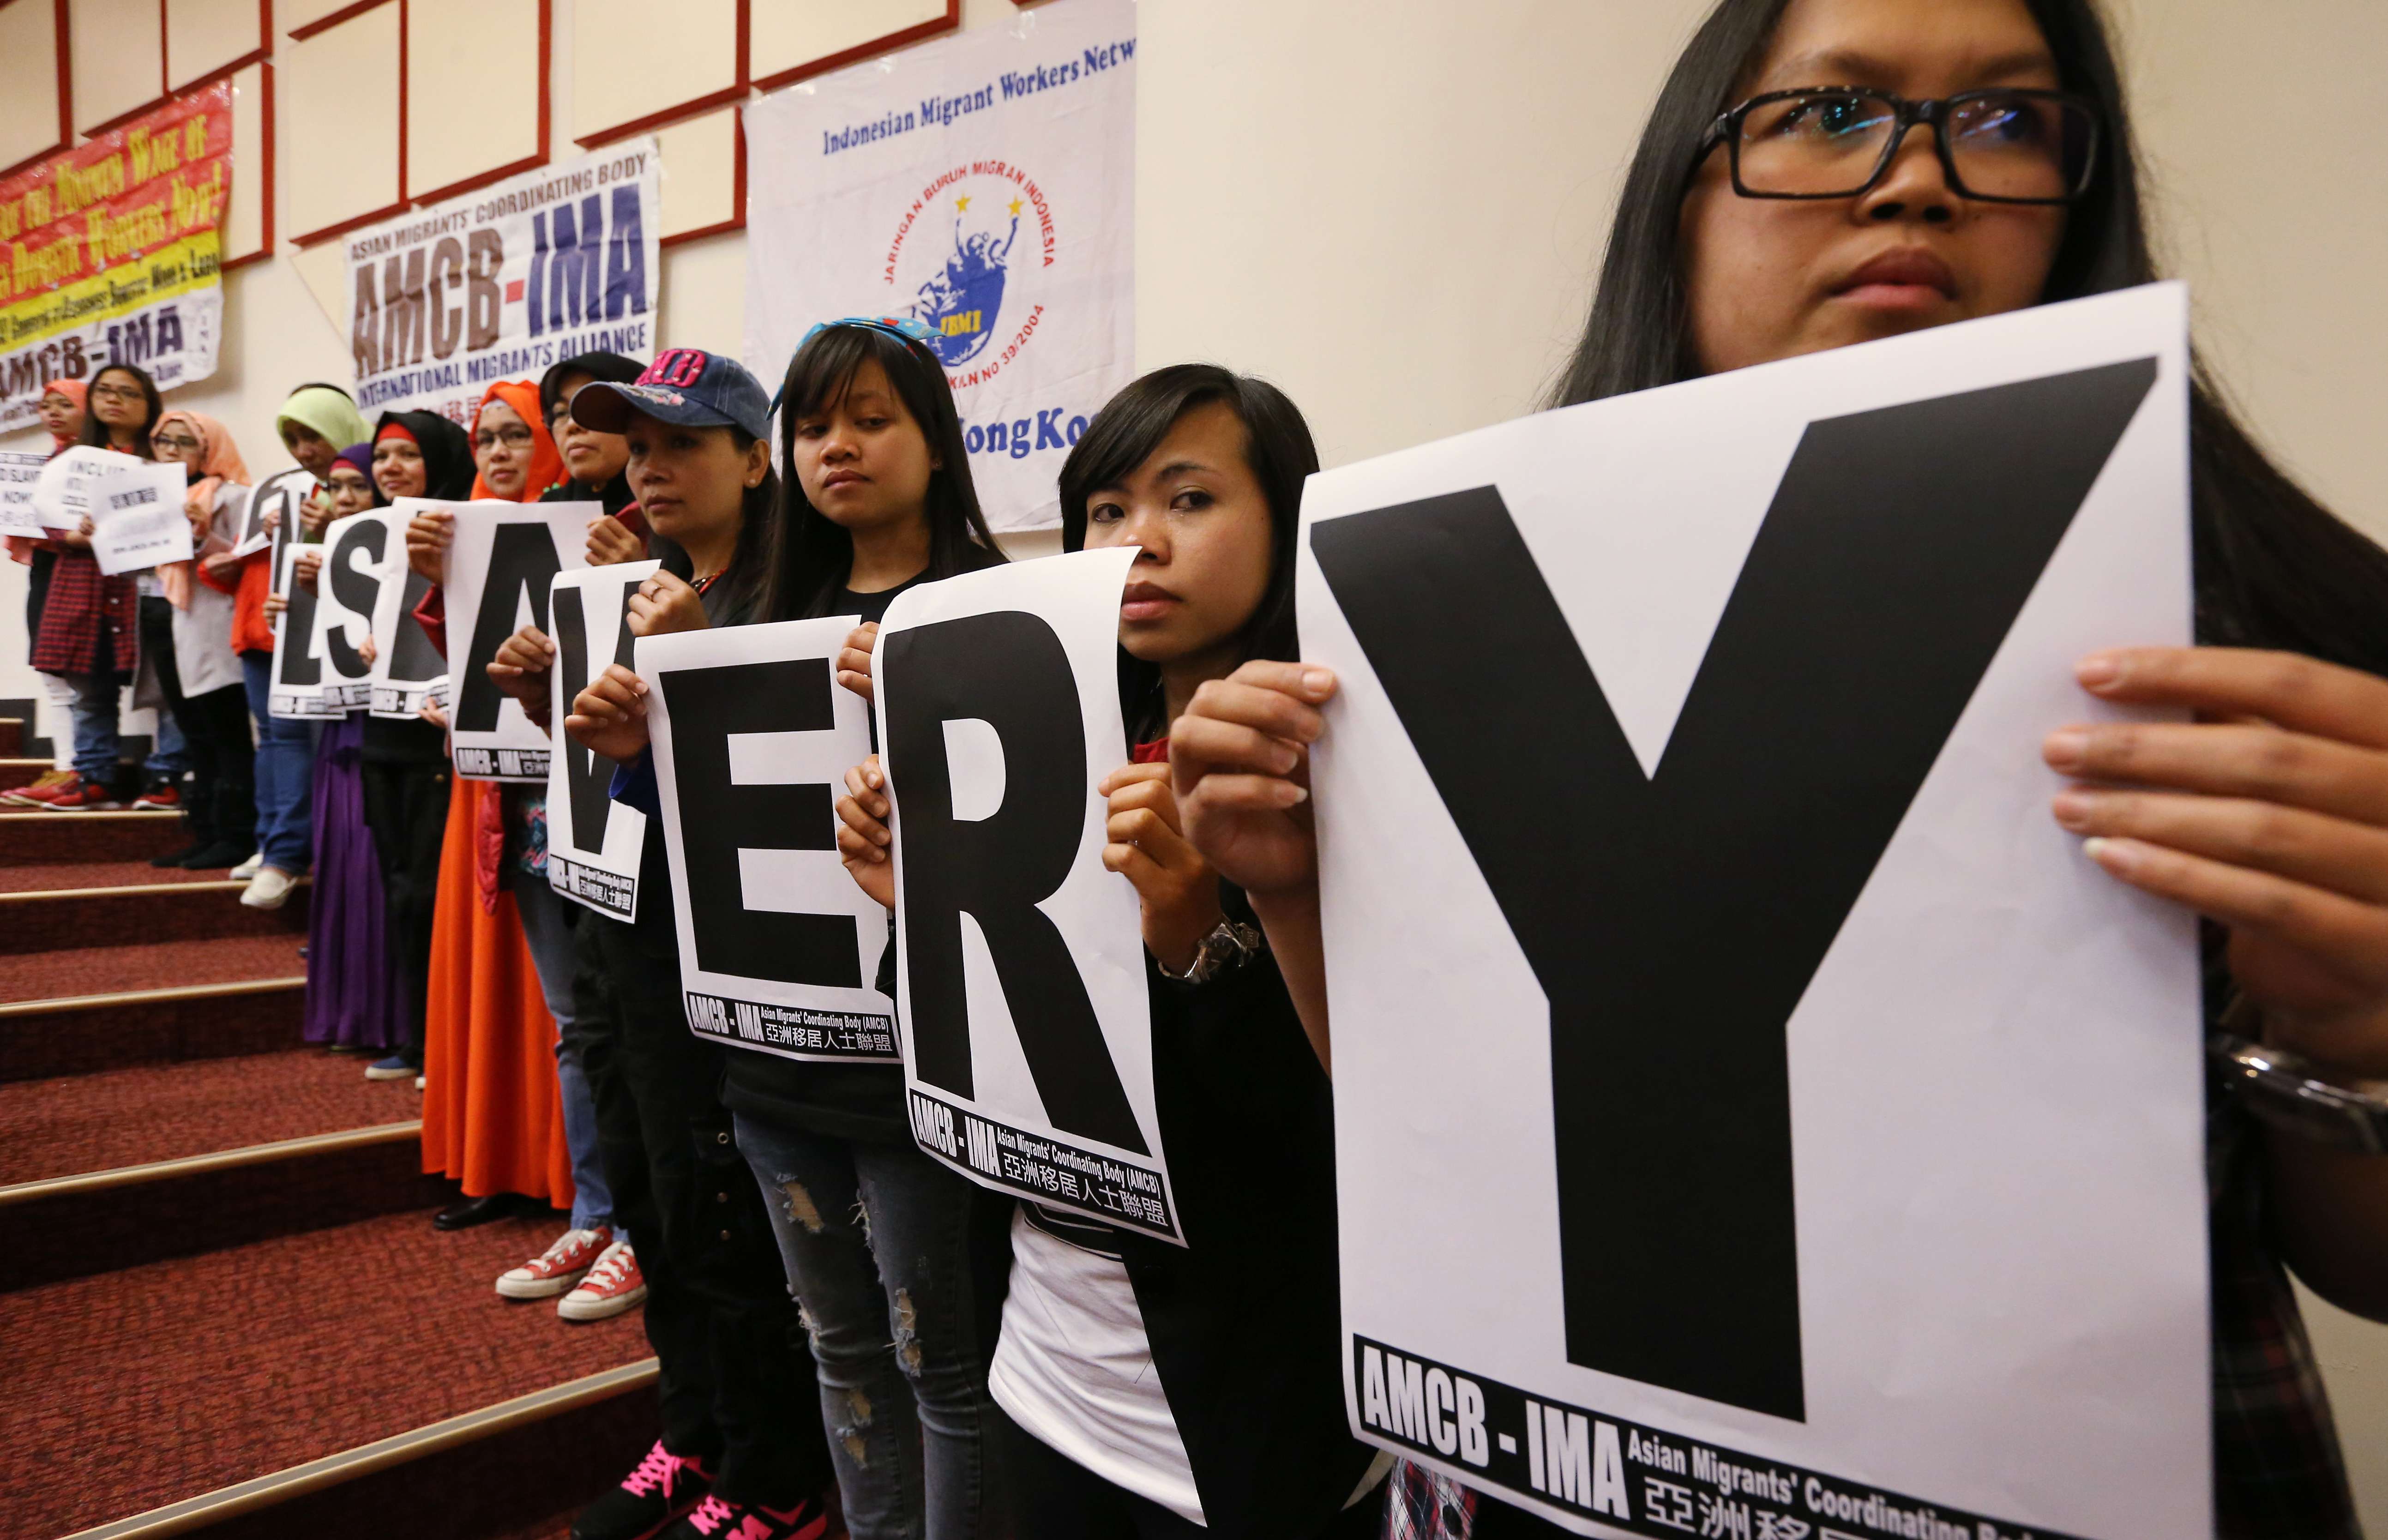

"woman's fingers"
[2043, 720, 2388, 827]
[1180, 772, 1309, 812]
[2078, 647, 2388, 753]
[836, 817, 890, 864]
[2083, 836, 2388, 989]
[1186, 675, 1330, 749]
[843, 760, 889, 821]
[2054, 787, 2388, 907]
[1169, 712, 1306, 782]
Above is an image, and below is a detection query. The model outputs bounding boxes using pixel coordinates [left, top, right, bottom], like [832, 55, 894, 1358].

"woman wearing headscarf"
[144, 410, 255, 869]
[279, 445, 403, 1053]
[360, 409, 475, 1088]
[1, 380, 89, 806]
[418, 380, 577, 1230]
[275, 382, 371, 538]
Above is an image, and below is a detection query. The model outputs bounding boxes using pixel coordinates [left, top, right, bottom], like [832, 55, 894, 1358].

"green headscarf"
[275, 385, 370, 457]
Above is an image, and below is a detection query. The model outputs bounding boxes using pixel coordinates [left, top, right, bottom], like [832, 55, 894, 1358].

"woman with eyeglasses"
[0, 381, 90, 808]
[23, 364, 165, 810]
[1172, 2, 2388, 1537]
[143, 411, 255, 872]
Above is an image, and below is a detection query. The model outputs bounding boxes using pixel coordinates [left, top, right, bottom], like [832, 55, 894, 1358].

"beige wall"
[0, 2, 2380, 1520]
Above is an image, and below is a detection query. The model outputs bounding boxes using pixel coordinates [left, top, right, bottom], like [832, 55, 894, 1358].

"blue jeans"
[734, 1113, 996, 1540]
[511, 869, 616, 1237]
[147, 708, 187, 777]
[241, 651, 313, 872]
[59, 673, 119, 781]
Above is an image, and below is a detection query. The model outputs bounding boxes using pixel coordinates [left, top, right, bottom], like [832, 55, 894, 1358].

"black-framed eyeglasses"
[1699, 88, 2101, 204]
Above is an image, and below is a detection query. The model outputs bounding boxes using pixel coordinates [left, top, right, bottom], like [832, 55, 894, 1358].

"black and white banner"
[229, 465, 313, 559]
[0, 451, 48, 537]
[87, 461, 192, 575]
[875, 548, 1179, 1243]
[268, 539, 343, 720]
[312, 510, 402, 709]
[442, 501, 594, 780]
[643, 614, 896, 1059]
[367, 565, 449, 718]
[544, 561, 655, 920]
[1303, 285, 2205, 1537]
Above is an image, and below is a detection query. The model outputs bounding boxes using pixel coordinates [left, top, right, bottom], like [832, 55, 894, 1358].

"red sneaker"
[1, 769, 74, 806]
[41, 775, 121, 811]
[131, 781, 181, 810]
[558, 1238, 647, 1321]
[495, 1225, 613, 1300]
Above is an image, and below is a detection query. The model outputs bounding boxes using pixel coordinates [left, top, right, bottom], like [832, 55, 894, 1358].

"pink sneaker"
[572, 1439, 712, 1540]
[675, 1494, 829, 1540]
[495, 1225, 612, 1300]
[558, 1238, 647, 1321]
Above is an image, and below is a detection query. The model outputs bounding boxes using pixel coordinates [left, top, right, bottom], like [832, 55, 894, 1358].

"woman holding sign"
[836, 365, 1385, 1539]
[144, 410, 253, 872]
[560, 350, 844, 1540]
[3, 380, 88, 806]
[1172, 1, 2388, 1535]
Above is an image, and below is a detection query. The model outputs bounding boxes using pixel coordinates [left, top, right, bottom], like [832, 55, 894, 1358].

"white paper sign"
[1302, 285, 2202, 1539]
[90, 462, 195, 575]
[0, 451, 46, 536]
[231, 465, 315, 559]
[741, 0, 1136, 531]
[443, 501, 595, 780]
[313, 511, 403, 709]
[874, 547, 1179, 1242]
[269, 540, 344, 720]
[643, 614, 897, 1060]
[543, 561, 658, 920]
[31, 445, 141, 531]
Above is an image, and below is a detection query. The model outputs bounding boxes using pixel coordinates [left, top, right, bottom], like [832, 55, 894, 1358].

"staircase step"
[0, 873, 309, 954]
[0, 717, 22, 757]
[0, 1121, 447, 1292]
[0, 756, 46, 789]
[0, 806, 186, 864]
[0, 966, 307, 1083]
[9, 1209, 651, 1538]
[0, 1047, 416, 1188]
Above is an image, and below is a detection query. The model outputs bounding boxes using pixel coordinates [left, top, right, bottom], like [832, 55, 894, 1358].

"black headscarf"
[539, 351, 644, 427]
[373, 409, 475, 500]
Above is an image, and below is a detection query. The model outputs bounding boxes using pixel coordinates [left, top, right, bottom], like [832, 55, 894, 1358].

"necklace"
[692, 565, 727, 595]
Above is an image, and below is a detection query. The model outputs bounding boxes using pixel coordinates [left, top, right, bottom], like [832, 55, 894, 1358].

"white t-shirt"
[987, 1207, 1207, 1527]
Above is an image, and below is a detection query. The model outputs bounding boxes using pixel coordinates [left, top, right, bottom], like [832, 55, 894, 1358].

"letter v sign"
[1310, 359, 2157, 1421]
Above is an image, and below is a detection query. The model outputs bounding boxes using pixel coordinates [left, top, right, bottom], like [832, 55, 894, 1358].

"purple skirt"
[302, 716, 402, 1050]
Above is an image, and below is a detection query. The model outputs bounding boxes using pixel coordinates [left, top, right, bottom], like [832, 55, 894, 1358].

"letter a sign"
[1308, 285, 2206, 1538]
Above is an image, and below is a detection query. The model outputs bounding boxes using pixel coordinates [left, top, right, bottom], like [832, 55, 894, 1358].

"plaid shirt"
[2210, 1080, 2363, 1539]
[30, 547, 137, 677]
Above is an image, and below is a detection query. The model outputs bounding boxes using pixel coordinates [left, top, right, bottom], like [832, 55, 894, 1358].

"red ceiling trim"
[287, 0, 385, 42]
[748, 0, 957, 95]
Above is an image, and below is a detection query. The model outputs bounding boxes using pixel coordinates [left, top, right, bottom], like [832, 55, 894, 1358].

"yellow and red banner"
[0, 81, 231, 431]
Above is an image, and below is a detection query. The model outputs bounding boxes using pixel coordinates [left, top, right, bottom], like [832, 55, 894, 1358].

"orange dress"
[419, 775, 574, 1203]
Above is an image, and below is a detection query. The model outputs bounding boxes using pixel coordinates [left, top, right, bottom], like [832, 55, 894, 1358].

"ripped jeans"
[732, 1113, 996, 1540]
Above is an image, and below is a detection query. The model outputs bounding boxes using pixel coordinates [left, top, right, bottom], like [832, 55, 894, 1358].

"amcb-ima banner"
[0, 82, 230, 432]
[744, 0, 1135, 531]
[346, 140, 659, 426]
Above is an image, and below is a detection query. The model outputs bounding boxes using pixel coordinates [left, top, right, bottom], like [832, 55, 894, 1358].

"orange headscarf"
[467, 380, 563, 502]
[42, 379, 88, 454]
[153, 409, 250, 608]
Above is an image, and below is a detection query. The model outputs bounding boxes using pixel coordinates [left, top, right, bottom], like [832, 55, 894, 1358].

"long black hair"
[638, 423, 783, 628]
[1058, 364, 1320, 739]
[1552, 0, 2388, 679]
[770, 324, 1000, 622]
[78, 362, 162, 458]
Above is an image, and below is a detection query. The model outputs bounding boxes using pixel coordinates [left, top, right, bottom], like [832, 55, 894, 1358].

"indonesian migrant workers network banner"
[1305, 284, 2205, 1540]
[742, 0, 1135, 531]
[346, 141, 659, 425]
[0, 82, 232, 431]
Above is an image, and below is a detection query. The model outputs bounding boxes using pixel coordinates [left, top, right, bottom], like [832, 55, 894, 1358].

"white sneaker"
[497, 1226, 614, 1300]
[229, 852, 264, 880]
[241, 867, 296, 909]
[559, 1240, 647, 1322]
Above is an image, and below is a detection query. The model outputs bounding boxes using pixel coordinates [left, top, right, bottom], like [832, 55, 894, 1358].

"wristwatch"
[2212, 1032, 2388, 1155]
[1156, 918, 1264, 986]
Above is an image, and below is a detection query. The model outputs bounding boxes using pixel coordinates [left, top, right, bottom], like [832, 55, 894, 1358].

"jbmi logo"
[912, 191, 1020, 366]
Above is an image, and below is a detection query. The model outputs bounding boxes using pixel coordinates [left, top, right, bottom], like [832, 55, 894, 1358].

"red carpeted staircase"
[2, 743, 664, 1540]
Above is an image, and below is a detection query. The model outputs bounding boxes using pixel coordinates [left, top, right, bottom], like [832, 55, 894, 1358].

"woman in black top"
[839, 365, 1385, 1539]
[721, 317, 1009, 1540]
[1173, 2, 2388, 1537]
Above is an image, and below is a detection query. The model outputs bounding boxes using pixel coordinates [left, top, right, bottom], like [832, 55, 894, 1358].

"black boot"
[433, 1192, 539, 1231]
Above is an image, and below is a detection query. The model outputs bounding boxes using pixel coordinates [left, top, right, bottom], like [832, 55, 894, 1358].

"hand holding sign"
[1097, 762, 1220, 975]
[566, 664, 650, 762]
[835, 755, 896, 910]
[488, 625, 558, 727]
[626, 569, 708, 637]
[1171, 660, 1337, 897]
